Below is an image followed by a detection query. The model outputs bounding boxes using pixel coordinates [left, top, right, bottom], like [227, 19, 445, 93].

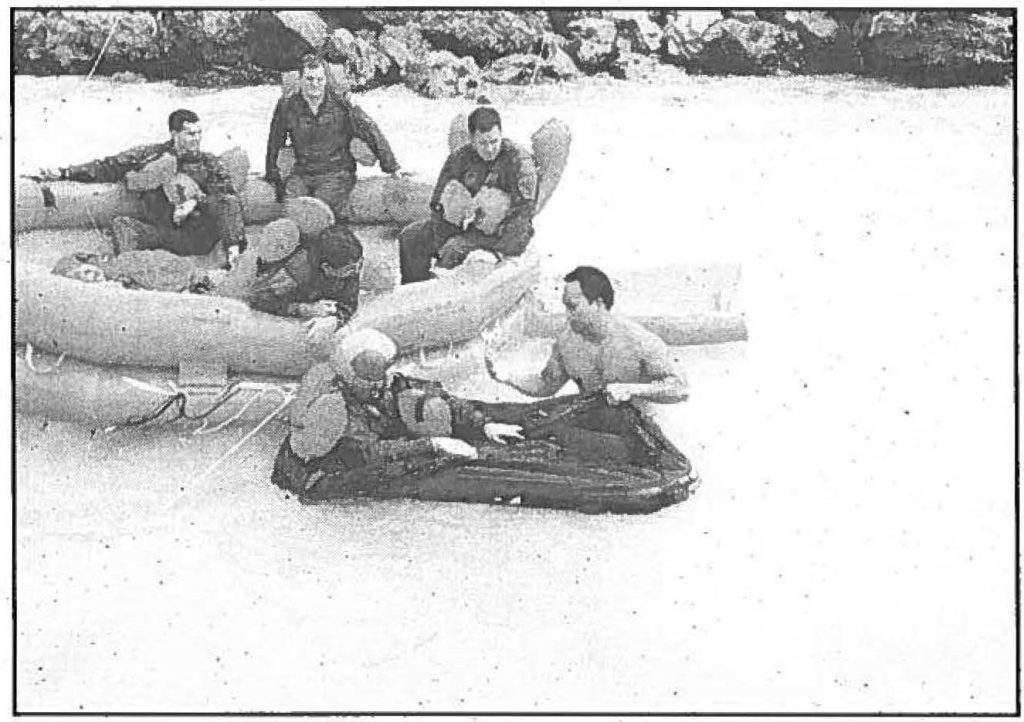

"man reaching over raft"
[41, 108, 247, 266]
[487, 266, 689, 406]
[399, 106, 539, 284]
[274, 329, 525, 497]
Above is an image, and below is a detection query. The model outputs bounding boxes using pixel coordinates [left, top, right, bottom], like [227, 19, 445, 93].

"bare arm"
[607, 337, 689, 404]
[487, 342, 570, 398]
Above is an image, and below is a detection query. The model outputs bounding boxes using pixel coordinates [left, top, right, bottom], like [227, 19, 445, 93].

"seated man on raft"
[264, 51, 403, 223]
[399, 106, 539, 284]
[487, 265, 689, 406]
[276, 328, 525, 495]
[44, 108, 247, 267]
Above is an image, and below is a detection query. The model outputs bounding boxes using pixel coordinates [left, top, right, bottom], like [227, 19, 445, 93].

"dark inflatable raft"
[272, 393, 700, 514]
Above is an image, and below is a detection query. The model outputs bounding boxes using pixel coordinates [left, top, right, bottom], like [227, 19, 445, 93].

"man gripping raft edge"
[487, 266, 689, 406]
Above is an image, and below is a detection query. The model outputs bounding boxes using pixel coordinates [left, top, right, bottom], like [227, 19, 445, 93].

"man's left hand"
[606, 383, 634, 405]
[484, 422, 525, 445]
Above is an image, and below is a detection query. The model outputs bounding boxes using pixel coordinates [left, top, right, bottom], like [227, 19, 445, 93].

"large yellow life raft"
[15, 117, 572, 427]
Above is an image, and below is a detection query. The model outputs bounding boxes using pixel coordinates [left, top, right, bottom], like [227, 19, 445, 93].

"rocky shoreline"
[13, 10, 1014, 92]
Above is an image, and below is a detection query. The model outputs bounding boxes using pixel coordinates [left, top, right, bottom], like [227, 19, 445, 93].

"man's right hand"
[430, 437, 479, 460]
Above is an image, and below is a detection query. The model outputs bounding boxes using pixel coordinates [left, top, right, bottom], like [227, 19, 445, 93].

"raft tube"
[15, 250, 542, 377]
[272, 393, 701, 515]
[15, 350, 295, 429]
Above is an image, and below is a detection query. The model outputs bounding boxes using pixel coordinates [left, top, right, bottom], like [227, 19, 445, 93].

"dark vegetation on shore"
[13, 9, 1015, 92]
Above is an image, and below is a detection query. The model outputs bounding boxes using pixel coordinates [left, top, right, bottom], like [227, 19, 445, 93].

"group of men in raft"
[40, 52, 688, 485]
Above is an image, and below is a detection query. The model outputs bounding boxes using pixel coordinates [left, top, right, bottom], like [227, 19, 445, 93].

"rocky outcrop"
[661, 11, 722, 65]
[404, 50, 480, 99]
[691, 17, 801, 76]
[13, 8, 1016, 89]
[565, 16, 619, 74]
[858, 11, 1013, 87]
[783, 10, 861, 74]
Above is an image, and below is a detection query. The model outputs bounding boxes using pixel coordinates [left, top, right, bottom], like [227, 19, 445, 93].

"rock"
[784, 10, 860, 73]
[276, 10, 328, 50]
[110, 70, 147, 83]
[246, 10, 315, 71]
[691, 17, 800, 76]
[565, 16, 619, 73]
[404, 50, 480, 99]
[858, 11, 1012, 87]
[612, 52, 661, 82]
[661, 11, 722, 64]
[608, 10, 663, 54]
[483, 43, 579, 85]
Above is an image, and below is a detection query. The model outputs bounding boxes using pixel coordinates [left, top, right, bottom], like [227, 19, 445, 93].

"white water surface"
[12, 72, 1015, 713]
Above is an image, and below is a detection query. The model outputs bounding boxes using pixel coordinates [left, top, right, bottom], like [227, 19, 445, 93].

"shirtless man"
[487, 265, 688, 405]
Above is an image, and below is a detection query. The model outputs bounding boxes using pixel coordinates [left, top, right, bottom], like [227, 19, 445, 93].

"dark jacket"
[296, 372, 490, 470]
[61, 141, 242, 253]
[429, 138, 538, 256]
[265, 89, 399, 178]
[245, 226, 363, 322]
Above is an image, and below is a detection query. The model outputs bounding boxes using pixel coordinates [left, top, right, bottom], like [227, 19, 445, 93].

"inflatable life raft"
[272, 392, 701, 515]
[15, 117, 571, 427]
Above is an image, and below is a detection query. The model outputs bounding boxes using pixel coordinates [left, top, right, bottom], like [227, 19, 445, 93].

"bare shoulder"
[615, 317, 668, 352]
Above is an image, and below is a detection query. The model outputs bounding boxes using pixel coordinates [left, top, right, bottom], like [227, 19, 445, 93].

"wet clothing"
[399, 138, 538, 284]
[52, 250, 217, 293]
[284, 170, 356, 222]
[265, 89, 399, 220]
[275, 373, 491, 495]
[62, 141, 246, 257]
[244, 225, 363, 322]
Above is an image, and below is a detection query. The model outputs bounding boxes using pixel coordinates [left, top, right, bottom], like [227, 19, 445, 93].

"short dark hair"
[564, 266, 615, 310]
[468, 106, 502, 135]
[168, 109, 199, 133]
[299, 52, 327, 77]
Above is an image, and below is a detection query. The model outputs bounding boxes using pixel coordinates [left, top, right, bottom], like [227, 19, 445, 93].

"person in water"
[264, 52, 403, 222]
[276, 329, 525, 494]
[51, 216, 360, 334]
[487, 265, 689, 405]
[398, 106, 539, 284]
[43, 108, 247, 266]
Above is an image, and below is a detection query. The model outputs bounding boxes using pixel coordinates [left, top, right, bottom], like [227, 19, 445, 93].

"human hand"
[309, 300, 338, 318]
[389, 169, 412, 180]
[484, 422, 524, 445]
[172, 199, 198, 226]
[606, 383, 634, 405]
[431, 437, 479, 460]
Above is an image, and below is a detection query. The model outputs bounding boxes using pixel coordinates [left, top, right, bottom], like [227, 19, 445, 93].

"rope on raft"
[116, 376, 296, 432]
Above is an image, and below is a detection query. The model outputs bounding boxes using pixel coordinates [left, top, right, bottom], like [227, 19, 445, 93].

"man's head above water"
[168, 108, 202, 158]
[562, 265, 615, 337]
[468, 106, 503, 162]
